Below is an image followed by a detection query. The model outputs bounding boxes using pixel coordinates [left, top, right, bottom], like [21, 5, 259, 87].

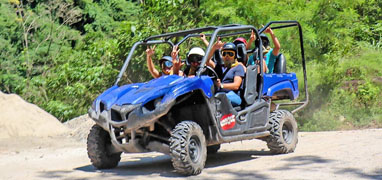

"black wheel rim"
[282, 122, 293, 144]
[188, 135, 201, 163]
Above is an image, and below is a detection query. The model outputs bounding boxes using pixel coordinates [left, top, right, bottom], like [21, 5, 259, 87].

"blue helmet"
[159, 56, 173, 68]
[159, 56, 172, 64]
[222, 42, 237, 52]
[222, 43, 237, 58]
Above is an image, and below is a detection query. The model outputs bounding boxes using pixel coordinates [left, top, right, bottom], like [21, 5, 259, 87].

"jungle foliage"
[1, 0, 381, 131]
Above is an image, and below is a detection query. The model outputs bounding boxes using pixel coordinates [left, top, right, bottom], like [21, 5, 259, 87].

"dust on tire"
[169, 121, 207, 175]
[87, 124, 121, 169]
[266, 110, 298, 154]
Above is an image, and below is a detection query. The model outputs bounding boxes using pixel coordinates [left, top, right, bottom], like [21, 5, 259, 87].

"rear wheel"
[87, 124, 121, 169]
[169, 121, 207, 175]
[266, 110, 298, 154]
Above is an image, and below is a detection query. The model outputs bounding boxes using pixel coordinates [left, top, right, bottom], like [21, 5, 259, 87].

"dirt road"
[0, 129, 381, 180]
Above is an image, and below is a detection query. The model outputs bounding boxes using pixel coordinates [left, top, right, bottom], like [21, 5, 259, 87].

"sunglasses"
[222, 51, 235, 57]
[188, 55, 203, 63]
[161, 61, 173, 68]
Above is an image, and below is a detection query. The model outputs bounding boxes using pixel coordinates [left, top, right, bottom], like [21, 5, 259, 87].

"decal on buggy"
[220, 113, 236, 130]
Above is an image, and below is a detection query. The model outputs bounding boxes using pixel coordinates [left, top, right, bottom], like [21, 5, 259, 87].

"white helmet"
[187, 47, 205, 57]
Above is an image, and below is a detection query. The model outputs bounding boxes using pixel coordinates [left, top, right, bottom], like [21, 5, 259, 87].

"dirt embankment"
[0, 91, 94, 142]
[0, 91, 68, 139]
[64, 114, 94, 142]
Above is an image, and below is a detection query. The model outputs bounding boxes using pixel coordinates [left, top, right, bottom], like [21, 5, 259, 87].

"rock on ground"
[64, 114, 95, 142]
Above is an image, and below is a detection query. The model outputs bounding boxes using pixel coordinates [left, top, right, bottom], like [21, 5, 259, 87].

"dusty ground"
[1, 91, 380, 179]
[0, 129, 381, 180]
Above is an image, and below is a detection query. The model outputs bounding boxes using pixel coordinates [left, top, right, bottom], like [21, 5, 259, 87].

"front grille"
[111, 109, 123, 121]
[110, 104, 139, 122]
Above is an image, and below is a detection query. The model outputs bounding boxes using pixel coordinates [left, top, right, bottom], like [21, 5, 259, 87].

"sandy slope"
[0, 92, 68, 139]
[64, 114, 94, 142]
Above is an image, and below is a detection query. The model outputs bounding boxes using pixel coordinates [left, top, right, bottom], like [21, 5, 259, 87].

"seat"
[242, 64, 258, 105]
[213, 49, 223, 65]
[236, 43, 247, 64]
[249, 48, 259, 66]
[234, 106, 242, 111]
[273, 53, 287, 73]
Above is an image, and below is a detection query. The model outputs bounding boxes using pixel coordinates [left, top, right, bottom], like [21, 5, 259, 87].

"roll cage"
[114, 21, 308, 113]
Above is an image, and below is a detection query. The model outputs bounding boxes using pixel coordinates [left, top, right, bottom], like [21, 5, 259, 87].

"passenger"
[233, 30, 267, 73]
[185, 47, 207, 77]
[171, 46, 208, 77]
[233, 37, 249, 70]
[248, 26, 280, 73]
[208, 30, 256, 70]
[146, 46, 183, 78]
[233, 37, 247, 48]
[233, 30, 256, 50]
[214, 43, 245, 106]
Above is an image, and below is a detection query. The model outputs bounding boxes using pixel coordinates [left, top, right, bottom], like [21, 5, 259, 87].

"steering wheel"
[199, 66, 220, 93]
[200, 65, 219, 81]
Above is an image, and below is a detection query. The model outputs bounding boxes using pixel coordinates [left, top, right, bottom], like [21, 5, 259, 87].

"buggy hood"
[93, 75, 213, 111]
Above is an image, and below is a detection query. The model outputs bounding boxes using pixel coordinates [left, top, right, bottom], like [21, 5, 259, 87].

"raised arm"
[247, 30, 256, 50]
[171, 45, 184, 76]
[206, 38, 225, 69]
[146, 46, 161, 78]
[265, 27, 280, 56]
[200, 33, 209, 47]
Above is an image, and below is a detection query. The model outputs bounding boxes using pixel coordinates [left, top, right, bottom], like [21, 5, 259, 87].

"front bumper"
[88, 99, 175, 153]
[88, 99, 175, 130]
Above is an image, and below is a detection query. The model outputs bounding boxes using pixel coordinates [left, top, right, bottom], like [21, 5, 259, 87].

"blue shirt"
[220, 65, 245, 95]
[248, 49, 277, 73]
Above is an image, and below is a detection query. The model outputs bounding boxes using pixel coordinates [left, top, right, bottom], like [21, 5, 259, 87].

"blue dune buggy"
[87, 21, 308, 175]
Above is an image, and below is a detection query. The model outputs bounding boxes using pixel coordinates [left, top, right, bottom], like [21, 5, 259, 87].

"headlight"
[142, 97, 163, 113]
[154, 97, 163, 107]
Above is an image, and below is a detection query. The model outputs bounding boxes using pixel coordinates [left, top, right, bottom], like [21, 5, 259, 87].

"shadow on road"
[38, 150, 274, 179]
[271, 155, 382, 180]
[335, 168, 382, 180]
[205, 150, 272, 168]
[271, 155, 334, 171]
[38, 152, 380, 179]
[76, 154, 177, 177]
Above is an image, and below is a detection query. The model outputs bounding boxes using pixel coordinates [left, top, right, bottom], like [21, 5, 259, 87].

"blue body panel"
[93, 75, 214, 110]
[262, 73, 299, 100]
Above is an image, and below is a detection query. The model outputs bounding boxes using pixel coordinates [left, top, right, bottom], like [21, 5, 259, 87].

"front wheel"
[169, 121, 207, 175]
[87, 124, 121, 169]
[266, 110, 298, 154]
